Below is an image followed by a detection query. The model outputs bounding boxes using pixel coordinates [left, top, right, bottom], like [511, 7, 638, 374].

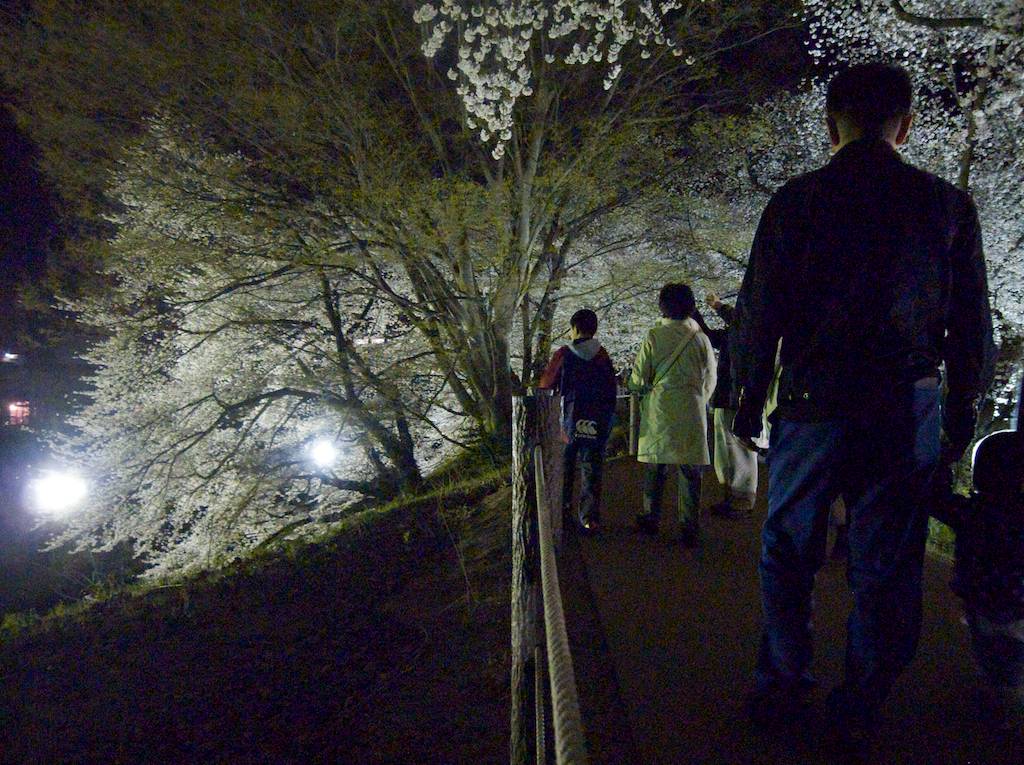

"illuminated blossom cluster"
[413, 1, 695, 158]
[804, 1, 1022, 138]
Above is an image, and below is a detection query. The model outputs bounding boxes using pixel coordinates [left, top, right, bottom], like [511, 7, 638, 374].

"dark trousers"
[642, 463, 703, 536]
[756, 388, 940, 713]
[563, 440, 605, 524]
[969, 614, 1024, 689]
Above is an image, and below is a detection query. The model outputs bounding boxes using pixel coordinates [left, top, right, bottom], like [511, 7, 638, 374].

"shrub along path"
[577, 456, 1024, 765]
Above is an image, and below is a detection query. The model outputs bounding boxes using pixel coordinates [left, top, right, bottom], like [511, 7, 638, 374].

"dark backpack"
[559, 348, 613, 445]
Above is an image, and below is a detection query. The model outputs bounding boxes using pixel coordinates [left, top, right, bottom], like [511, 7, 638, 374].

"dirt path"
[578, 456, 1024, 765]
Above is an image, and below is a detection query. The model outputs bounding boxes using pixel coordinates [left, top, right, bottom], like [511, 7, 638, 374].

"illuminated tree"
[2, 0, 798, 571]
[3, 0, 793, 440]
[46, 128, 444, 575]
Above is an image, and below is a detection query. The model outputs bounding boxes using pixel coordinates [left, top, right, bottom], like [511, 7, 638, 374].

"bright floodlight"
[29, 471, 88, 516]
[310, 439, 339, 468]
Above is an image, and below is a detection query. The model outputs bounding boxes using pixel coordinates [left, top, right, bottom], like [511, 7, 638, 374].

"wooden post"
[511, 395, 539, 765]
[629, 393, 640, 456]
[537, 393, 565, 548]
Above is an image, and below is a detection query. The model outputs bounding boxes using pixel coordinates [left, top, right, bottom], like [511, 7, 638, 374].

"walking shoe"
[707, 500, 735, 516]
[708, 500, 753, 518]
[577, 516, 600, 537]
[634, 513, 659, 536]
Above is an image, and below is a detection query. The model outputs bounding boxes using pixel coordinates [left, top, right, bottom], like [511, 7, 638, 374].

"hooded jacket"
[538, 337, 618, 441]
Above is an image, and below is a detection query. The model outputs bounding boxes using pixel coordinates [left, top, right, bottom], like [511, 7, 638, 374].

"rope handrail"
[511, 393, 592, 765]
[533, 442, 588, 764]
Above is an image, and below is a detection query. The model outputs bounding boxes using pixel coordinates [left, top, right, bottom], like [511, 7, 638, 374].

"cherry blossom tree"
[3, 0, 795, 441]
[45, 127, 451, 575]
[2, 0, 798, 571]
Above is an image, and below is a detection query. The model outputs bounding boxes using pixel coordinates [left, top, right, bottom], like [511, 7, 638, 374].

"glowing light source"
[2, 352, 19, 362]
[7, 401, 30, 426]
[309, 439, 339, 468]
[28, 470, 88, 517]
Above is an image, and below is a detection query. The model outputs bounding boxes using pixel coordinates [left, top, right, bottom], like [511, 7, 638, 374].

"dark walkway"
[577, 456, 1023, 764]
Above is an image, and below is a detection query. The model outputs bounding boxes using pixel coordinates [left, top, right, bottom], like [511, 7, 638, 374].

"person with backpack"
[628, 284, 717, 548]
[538, 308, 618, 536]
[729, 63, 995, 751]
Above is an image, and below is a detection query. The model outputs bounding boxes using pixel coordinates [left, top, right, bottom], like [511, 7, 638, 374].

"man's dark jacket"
[697, 302, 738, 410]
[731, 138, 995, 438]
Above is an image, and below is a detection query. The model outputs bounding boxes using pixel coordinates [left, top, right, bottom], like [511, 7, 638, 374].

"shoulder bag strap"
[650, 325, 699, 391]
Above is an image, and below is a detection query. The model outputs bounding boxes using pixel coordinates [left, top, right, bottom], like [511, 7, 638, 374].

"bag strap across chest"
[651, 325, 699, 390]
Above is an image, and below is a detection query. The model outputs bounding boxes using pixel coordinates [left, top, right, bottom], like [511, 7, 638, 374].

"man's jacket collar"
[829, 137, 902, 167]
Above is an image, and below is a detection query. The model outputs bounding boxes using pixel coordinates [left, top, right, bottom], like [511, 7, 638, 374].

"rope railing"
[511, 393, 587, 765]
[534, 441, 588, 764]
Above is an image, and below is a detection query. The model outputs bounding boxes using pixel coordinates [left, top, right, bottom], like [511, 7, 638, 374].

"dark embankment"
[0, 480, 511, 765]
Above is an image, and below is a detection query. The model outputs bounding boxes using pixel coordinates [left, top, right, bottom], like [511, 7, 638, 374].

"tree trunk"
[510, 395, 538, 765]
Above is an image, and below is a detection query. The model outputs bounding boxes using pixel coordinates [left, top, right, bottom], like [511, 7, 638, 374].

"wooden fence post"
[511, 395, 538, 765]
[537, 393, 565, 549]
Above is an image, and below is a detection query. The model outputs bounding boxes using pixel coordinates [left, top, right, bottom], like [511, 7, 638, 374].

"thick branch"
[890, 1, 987, 30]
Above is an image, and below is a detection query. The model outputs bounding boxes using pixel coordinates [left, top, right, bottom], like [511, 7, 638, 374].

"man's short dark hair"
[826, 63, 913, 136]
[659, 283, 695, 320]
[570, 308, 598, 337]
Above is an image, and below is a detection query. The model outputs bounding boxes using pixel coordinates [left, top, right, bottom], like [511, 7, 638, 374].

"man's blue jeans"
[756, 387, 941, 712]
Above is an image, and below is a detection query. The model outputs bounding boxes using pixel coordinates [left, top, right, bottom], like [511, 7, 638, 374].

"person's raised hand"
[705, 291, 720, 309]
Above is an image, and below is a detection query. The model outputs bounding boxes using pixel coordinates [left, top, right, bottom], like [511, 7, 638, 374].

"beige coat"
[629, 317, 717, 465]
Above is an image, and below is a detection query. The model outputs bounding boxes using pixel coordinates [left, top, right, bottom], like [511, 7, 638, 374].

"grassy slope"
[0, 468, 512, 765]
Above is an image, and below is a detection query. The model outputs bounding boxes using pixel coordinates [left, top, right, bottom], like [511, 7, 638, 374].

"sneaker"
[709, 500, 753, 518]
[635, 513, 659, 536]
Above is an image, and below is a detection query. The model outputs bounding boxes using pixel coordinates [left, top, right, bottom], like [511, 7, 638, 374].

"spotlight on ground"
[309, 439, 339, 469]
[28, 470, 88, 517]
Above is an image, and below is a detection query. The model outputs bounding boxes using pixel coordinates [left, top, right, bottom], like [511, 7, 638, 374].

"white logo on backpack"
[575, 419, 598, 437]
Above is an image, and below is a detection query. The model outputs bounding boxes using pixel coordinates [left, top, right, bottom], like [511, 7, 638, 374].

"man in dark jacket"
[730, 63, 995, 745]
[538, 309, 618, 535]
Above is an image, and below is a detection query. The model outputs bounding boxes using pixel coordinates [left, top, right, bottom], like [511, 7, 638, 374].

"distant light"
[7, 401, 30, 426]
[28, 471, 88, 517]
[309, 439, 339, 468]
[1, 352, 19, 363]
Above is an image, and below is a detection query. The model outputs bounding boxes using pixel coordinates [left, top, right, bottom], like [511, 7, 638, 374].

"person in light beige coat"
[628, 283, 717, 546]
